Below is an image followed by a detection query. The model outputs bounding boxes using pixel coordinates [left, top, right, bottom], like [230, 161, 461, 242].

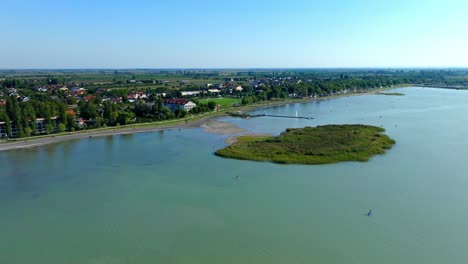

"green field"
[215, 125, 396, 164]
[200, 97, 241, 107]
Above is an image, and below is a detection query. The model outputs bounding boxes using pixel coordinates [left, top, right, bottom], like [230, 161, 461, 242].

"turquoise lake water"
[2, 87, 468, 263]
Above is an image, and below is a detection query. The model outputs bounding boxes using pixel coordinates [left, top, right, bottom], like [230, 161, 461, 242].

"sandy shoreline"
[201, 120, 247, 134]
[0, 87, 404, 152]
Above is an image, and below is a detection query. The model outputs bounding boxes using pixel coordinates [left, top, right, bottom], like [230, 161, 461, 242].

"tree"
[20, 102, 36, 136]
[45, 120, 55, 134]
[207, 101, 217, 111]
[174, 108, 188, 118]
[58, 123, 66, 133]
[79, 101, 98, 120]
[6, 95, 23, 137]
[118, 112, 131, 125]
[66, 96, 77, 105]
[65, 113, 75, 131]
[57, 102, 67, 124]
[241, 96, 253, 105]
[0, 112, 11, 137]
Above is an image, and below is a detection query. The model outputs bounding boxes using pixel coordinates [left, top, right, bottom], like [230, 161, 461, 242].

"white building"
[164, 99, 197, 111]
[181, 91, 202, 96]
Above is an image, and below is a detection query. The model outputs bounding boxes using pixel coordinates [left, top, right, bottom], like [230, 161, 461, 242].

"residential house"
[127, 94, 137, 103]
[135, 91, 148, 99]
[164, 99, 196, 111]
[84, 95, 96, 102]
[19, 96, 30, 102]
[0, 117, 59, 137]
[111, 97, 123, 104]
[71, 87, 87, 95]
[37, 87, 49, 92]
[6, 88, 18, 97]
[36, 117, 59, 134]
[0, 121, 9, 138]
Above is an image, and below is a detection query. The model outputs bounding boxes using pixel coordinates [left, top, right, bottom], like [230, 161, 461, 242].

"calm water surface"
[1, 87, 468, 263]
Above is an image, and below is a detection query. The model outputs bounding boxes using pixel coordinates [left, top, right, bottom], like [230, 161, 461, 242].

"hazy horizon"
[2, 0, 467, 69]
[2, 67, 468, 71]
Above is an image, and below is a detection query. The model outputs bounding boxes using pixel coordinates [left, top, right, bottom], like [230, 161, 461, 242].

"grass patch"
[200, 97, 241, 107]
[215, 124, 395, 165]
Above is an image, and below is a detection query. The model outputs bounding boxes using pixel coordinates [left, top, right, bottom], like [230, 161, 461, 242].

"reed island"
[215, 124, 395, 165]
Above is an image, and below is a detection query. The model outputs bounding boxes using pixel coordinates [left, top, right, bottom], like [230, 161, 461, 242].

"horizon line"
[1, 66, 468, 71]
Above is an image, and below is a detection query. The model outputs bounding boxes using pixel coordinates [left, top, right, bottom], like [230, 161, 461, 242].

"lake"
[1, 87, 468, 264]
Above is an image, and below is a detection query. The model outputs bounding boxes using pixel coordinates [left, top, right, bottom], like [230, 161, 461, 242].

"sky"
[1, 0, 467, 69]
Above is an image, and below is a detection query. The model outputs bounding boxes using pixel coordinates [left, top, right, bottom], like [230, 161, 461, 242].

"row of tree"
[0, 96, 70, 137]
[0, 94, 220, 138]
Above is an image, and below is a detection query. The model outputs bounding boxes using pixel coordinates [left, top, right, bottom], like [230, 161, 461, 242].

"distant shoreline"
[0, 86, 405, 152]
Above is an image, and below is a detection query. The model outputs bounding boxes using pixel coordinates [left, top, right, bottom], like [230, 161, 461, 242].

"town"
[1, 69, 467, 138]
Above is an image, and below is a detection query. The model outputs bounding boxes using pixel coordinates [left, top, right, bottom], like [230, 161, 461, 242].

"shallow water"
[1, 87, 468, 264]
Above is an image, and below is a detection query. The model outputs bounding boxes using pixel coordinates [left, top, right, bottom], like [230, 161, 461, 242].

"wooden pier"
[250, 114, 313, 120]
[228, 112, 313, 120]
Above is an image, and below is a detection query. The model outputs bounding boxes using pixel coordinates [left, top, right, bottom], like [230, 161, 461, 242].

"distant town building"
[181, 91, 202, 96]
[207, 89, 221, 94]
[71, 87, 86, 95]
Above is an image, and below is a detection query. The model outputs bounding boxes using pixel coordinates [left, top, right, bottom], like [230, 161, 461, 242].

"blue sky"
[1, 0, 467, 68]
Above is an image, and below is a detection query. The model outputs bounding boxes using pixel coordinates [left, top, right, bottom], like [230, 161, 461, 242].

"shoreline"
[0, 86, 406, 152]
[0, 116, 214, 152]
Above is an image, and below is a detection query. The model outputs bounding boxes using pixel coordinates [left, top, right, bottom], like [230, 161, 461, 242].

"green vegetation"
[375, 92, 405, 96]
[226, 112, 253, 118]
[215, 125, 396, 164]
[200, 97, 241, 107]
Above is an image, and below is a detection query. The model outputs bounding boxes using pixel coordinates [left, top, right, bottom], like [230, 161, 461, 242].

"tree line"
[0, 94, 219, 138]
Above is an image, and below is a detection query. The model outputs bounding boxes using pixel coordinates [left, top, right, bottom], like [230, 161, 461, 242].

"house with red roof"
[84, 95, 96, 102]
[65, 109, 76, 117]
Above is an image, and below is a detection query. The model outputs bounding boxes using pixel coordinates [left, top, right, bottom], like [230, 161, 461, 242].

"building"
[71, 87, 86, 95]
[164, 99, 196, 111]
[207, 89, 221, 94]
[0, 117, 59, 137]
[135, 92, 148, 99]
[0, 121, 9, 138]
[181, 91, 201, 96]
